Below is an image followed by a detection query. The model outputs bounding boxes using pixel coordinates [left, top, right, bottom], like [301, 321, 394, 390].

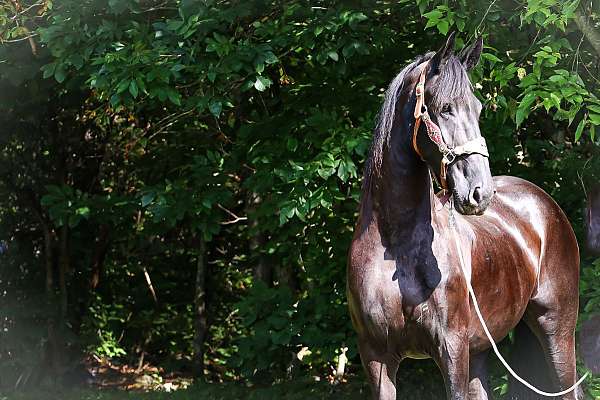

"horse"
[347, 33, 581, 400]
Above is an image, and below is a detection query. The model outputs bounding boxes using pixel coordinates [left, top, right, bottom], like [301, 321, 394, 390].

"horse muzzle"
[448, 161, 495, 215]
[453, 189, 493, 215]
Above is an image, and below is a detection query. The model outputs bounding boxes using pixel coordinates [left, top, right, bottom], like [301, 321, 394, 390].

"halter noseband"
[412, 62, 489, 190]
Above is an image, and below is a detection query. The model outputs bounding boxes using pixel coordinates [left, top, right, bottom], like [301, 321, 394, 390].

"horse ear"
[430, 31, 456, 74]
[460, 36, 483, 71]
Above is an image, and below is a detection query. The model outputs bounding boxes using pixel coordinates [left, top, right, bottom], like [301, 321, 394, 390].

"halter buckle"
[421, 106, 430, 121]
[415, 83, 424, 96]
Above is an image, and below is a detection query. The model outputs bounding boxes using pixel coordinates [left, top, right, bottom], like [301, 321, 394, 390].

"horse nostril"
[470, 186, 483, 206]
[473, 187, 482, 203]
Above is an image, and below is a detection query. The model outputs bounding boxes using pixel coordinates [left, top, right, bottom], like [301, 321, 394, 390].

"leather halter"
[412, 62, 489, 190]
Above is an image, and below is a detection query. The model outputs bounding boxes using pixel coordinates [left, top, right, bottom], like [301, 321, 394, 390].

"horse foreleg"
[469, 350, 491, 400]
[435, 333, 470, 400]
[359, 340, 399, 400]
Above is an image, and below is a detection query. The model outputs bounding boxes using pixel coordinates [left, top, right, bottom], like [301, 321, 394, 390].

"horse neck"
[362, 125, 434, 243]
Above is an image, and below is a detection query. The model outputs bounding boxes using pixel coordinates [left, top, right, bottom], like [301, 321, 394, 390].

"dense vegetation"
[0, 0, 600, 398]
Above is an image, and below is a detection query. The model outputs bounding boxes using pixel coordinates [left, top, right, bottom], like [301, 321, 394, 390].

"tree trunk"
[42, 225, 54, 295]
[251, 231, 272, 284]
[193, 237, 207, 379]
[247, 192, 272, 285]
[574, 5, 600, 58]
[40, 223, 63, 385]
[58, 226, 69, 321]
[90, 224, 110, 290]
[275, 264, 299, 292]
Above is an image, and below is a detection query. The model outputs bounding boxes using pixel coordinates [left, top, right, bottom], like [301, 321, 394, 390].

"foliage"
[0, 0, 599, 395]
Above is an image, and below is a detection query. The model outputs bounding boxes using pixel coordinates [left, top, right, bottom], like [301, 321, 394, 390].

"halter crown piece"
[411, 62, 489, 190]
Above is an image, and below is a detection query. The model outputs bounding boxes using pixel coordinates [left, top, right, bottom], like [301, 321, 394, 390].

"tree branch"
[217, 203, 247, 225]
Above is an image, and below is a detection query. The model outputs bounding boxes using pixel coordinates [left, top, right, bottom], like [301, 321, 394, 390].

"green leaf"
[575, 117, 586, 142]
[209, 100, 222, 117]
[590, 113, 600, 125]
[516, 108, 527, 127]
[437, 20, 449, 35]
[110, 94, 120, 107]
[264, 52, 278, 64]
[423, 9, 443, 19]
[42, 63, 56, 79]
[141, 193, 155, 207]
[425, 19, 438, 29]
[117, 79, 130, 94]
[286, 137, 298, 151]
[54, 66, 66, 83]
[129, 80, 139, 98]
[254, 61, 264, 74]
[327, 51, 339, 62]
[167, 89, 181, 105]
[171, 64, 185, 72]
[481, 53, 502, 63]
[587, 104, 600, 114]
[520, 92, 537, 109]
[76, 206, 90, 217]
[550, 93, 561, 109]
[417, 0, 430, 14]
[254, 76, 271, 92]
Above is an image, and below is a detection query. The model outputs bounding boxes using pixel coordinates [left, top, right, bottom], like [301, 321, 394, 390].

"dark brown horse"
[347, 34, 581, 399]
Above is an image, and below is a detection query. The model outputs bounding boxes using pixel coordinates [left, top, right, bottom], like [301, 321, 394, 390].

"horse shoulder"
[347, 224, 405, 343]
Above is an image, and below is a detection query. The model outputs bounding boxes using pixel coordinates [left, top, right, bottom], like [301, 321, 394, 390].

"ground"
[1, 357, 597, 399]
[0, 378, 443, 400]
[0, 358, 448, 400]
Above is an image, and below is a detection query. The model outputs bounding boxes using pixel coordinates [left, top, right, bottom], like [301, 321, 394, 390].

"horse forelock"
[429, 55, 473, 111]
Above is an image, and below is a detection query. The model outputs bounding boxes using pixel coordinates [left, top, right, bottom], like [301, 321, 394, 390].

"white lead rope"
[448, 205, 588, 397]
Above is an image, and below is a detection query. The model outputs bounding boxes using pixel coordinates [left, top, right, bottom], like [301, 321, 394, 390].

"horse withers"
[347, 33, 581, 399]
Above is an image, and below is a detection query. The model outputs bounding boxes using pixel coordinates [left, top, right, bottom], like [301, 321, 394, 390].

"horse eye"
[441, 104, 452, 114]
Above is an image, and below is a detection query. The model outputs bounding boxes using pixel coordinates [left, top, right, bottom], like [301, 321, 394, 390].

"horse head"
[413, 33, 494, 215]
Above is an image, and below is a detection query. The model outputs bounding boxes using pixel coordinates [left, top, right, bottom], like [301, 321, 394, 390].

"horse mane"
[362, 52, 473, 191]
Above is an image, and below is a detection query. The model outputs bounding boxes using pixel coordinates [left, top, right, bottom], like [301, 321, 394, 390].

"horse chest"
[392, 257, 442, 308]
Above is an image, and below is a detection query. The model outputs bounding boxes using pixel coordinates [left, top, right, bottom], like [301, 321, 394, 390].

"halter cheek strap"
[412, 63, 489, 190]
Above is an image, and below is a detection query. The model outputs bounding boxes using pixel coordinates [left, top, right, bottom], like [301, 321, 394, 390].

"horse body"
[349, 176, 579, 399]
[348, 35, 580, 399]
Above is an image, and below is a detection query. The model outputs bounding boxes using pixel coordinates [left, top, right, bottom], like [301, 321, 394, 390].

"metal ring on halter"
[442, 150, 456, 165]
